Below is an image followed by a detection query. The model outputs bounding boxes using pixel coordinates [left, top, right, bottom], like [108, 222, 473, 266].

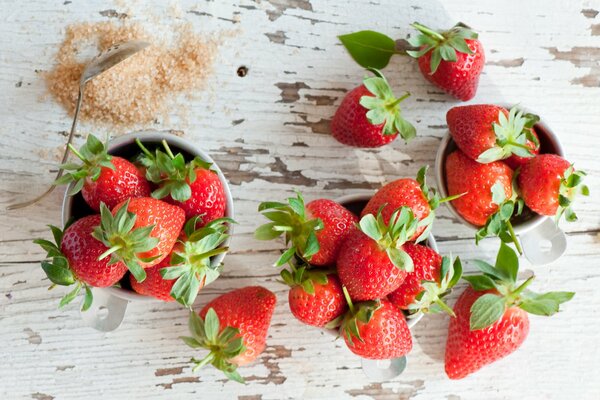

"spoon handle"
[7, 86, 84, 211]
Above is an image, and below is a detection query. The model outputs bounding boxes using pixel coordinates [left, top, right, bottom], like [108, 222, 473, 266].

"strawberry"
[330, 68, 416, 148]
[281, 265, 347, 327]
[182, 286, 277, 383]
[337, 207, 423, 301]
[55, 134, 151, 211]
[340, 292, 412, 360]
[504, 128, 540, 170]
[129, 261, 178, 302]
[445, 243, 574, 379]
[256, 192, 357, 267]
[446, 105, 540, 163]
[34, 215, 128, 310]
[388, 245, 461, 315]
[92, 197, 185, 283]
[361, 166, 456, 241]
[407, 22, 484, 101]
[136, 139, 226, 223]
[518, 154, 589, 222]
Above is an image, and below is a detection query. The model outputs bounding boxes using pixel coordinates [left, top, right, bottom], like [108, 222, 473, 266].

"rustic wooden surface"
[1, 0, 599, 399]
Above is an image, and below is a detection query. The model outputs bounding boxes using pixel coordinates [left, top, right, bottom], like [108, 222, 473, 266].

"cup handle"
[520, 218, 567, 265]
[80, 288, 128, 332]
[361, 356, 407, 380]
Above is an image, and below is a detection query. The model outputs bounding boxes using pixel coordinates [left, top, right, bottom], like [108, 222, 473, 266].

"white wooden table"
[1, 1, 599, 399]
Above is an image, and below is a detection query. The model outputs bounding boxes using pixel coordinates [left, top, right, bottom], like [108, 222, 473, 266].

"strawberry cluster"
[36, 134, 231, 309]
[256, 167, 462, 361]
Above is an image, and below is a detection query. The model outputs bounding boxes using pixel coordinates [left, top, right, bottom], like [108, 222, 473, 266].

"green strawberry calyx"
[339, 286, 381, 346]
[464, 242, 574, 331]
[556, 165, 589, 223]
[359, 68, 416, 141]
[359, 206, 426, 272]
[33, 222, 94, 311]
[476, 181, 524, 255]
[408, 256, 462, 316]
[54, 134, 115, 195]
[92, 200, 160, 283]
[136, 139, 214, 202]
[182, 309, 247, 383]
[160, 216, 233, 307]
[255, 191, 324, 267]
[407, 22, 478, 74]
[477, 107, 540, 164]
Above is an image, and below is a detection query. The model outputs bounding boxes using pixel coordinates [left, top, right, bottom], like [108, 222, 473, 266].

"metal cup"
[434, 105, 567, 265]
[61, 131, 235, 331]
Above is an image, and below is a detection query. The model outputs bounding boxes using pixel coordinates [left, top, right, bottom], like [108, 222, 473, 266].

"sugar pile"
[44, 21, 218, 127]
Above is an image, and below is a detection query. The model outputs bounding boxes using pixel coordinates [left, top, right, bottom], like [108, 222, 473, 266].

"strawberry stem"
[411, 22, 445, 41]
[67, 144, 91, 165]
[162, 140, 176, 159]
[389, 92, 411, 108]
[511, 275, 535, 298]
[98, 244, 123, 260]
[342, 286, 355, 314]
[439, 192, 466, 204]
[135, 138, 154, 158]
[506, 220, 523, 255]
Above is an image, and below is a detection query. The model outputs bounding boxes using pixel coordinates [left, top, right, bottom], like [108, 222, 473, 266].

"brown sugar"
[44, 21, 218, 127]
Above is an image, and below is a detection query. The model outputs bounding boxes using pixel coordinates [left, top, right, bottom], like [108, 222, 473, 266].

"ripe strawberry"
[337, 207, 423, 301]
[281, 265, 347, 327]
[340, 294, 412, 360]
[34, 215, 128, 310]
[182, 286, 277, 383]
[330, 69, 416, 147]
[518, 154, 589, 221]
[256, 192, 357, 267]
[447, 105, 540, 163]
[92, 197, 185, 283]
[445, 243, 574, 379]
[136, 139, 226, 223]
[407, 22, 484, 101]
[129, 261, 178, 302]
[55, 134, 151, 211]
[445, 150, 514, 227]
[361, 166, 454, 241]
[388, 245, 461, 315]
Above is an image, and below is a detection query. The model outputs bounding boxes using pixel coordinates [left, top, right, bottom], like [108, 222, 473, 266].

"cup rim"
[434, 104, 565, 235]
[61, 130, 235, 302]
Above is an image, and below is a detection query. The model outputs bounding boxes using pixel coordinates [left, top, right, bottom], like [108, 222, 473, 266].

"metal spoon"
[7, 40, 150, 210]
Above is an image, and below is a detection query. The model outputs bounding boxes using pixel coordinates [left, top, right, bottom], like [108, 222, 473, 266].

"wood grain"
[1, 0, 599, 399]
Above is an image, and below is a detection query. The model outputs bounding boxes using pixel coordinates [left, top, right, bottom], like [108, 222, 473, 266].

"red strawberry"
[445, 150, 513, 227]
[281, 266, 347, 327]
[337, 207, 423, 301]
[136, 139, 226, 223]
[129, 261, 179, 302]
[447, 105, 540, 163]
[34, 215, 128, 310]
[331, 69, 415, 148]
[446, 243, 574, 379]
[93, 197, 185, 283]
[407, 22, 484, 101]
[256, 192, 357, 267]
[504, 128, 540, 170]
[56, 134, 151, 211]
[361, 166, 446, 241]
[341, 296, 412, 360]
[518, 154, 588, 221]
[183, 286, 277, 383]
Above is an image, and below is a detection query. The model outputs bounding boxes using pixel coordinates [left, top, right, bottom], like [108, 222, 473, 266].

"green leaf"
[463, 275, 497, 291]
[359, 214, 382, 241]
[275, 247, 296, 267]
[81, 285, 93, 312]
[478, 147, 505, 164]
[59, 282, 82, 308]
[439, 45, 457, 61]
[204, 308, 220, 342]
[126, 260, 147, 283]
[519, 291, 575, 316]
[494, 242, 518, 283]
[490, 182, 507, 205]
[181, 336, 202, 348]
[41, 260, 75, 286]
[386, 247, 414, 272]
[429, 47, 442, 74]
[254, 222, 281, 240]
[223, 369, 245, 384]
[189, 310, 205, 341]
[303, 231, 320, 259]
[470, 293, 506, 330]
[471, 259, 509, 282]
[338, 30, 397, 69]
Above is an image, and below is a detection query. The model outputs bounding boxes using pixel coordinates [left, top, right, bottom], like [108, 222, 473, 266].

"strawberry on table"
[281, 265, 347, 327]
[340, 289, 412, 360]
[445, 243, 574, 379]
[388, 244, 461, 315]
[337, 207, 424, 301]
[407, 22, 484, 101]
[34, 215, 128, 310]
[136, 139, 226, 223]
[55, 134, 151, 211]
[518, 154, 589, 222]
[446, 105, 540, 163]
[255, 191, 358, 267]
[330, 68, 416, 148]
[182, 286, 277, 383]
[92, 197, 185, 283]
